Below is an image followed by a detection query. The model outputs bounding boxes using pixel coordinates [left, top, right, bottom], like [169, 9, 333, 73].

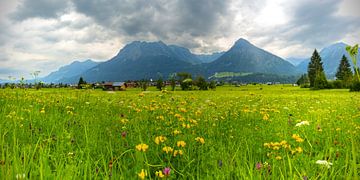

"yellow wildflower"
[40, 108, 45, 113]
[173, 150, 184, 157]
[177, 141, 186, 147]
[155, 170, 164, 178]
[173, 130, 181, 135]
[296, 147, 303, 153]
[263, 113, 269, 121]
[138, 169, 147, 179]
[195, 137, 205, 144]
[275, 156, 282, 160]
[292, 134, 304, 143]
[135, 143, 149, 152]
[162, 146, 174, 154]
[155, 136, 167, 145]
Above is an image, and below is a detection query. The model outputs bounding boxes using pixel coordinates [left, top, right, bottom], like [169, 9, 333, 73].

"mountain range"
[296, 42, 360, 77]
[41, 38, 358, 84]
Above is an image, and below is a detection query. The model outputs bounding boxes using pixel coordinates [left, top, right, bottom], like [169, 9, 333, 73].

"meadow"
[0, 85, 359, 179]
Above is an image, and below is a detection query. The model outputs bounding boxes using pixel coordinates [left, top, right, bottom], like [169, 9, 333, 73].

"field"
[0, 85, 359, 179]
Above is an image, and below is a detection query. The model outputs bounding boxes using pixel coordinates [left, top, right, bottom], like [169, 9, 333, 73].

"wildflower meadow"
[0, 85, 359, 179]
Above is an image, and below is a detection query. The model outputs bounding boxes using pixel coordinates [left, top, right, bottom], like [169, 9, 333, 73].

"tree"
[156, 74, 164, 91]
[177, 72, 192, 90]
[169, 73, 176, 91]
[335, 55, 353, 88]
[296, 74, 309, 86]
[77, 77, 86, 89]
[138, 79, 148, 91]
[209, 80, 216, 90]
[336, 55, 353, 80]
[194, 76, 208, 90]
[308, 49, 327, 88]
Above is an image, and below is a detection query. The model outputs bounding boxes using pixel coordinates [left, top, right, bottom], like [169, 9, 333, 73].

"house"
[103, 82, 126, 91]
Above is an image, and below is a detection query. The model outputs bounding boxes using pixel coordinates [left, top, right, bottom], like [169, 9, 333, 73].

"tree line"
[296, 44, 359, 91]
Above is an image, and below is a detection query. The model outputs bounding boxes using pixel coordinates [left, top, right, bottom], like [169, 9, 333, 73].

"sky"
[0, 0, 359, 79]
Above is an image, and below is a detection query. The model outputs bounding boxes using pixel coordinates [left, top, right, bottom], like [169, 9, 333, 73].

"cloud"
[71, 0, 235, 51]
[0, 0, 359, 78]
[10, 0, 71, 21]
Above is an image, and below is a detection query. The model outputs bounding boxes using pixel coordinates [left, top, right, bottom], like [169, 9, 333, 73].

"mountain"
[286, 57, 306, 66]
[296, 42, 360, 77]
[196, 52, 225, 63]
[41, 59, 99, 83]
[67, 41, 202, 83]
[206, 38, 298, 76]
[168, 45, 203, 64]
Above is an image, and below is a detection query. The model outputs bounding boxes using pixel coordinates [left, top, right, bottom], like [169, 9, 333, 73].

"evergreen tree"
[308, 49, 327, 88]
[77, 77, 86, 89]
[336, 55, 353, 81]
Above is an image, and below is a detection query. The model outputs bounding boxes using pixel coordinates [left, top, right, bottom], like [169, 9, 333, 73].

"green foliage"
[156, 77, 164, 91]
[177, 72, 192, 90]
[169, 73, 177, 91]
[308, 49, 326, 88]
[350, 79, 360, 91]
[296, 74, 309, 86]
[0, 86, 359, 179]
[313, 72, 328, 90]
[138, 79, 148, 91]
[194, 76, 208, 90]
[346, 44, 359, 81]
[209, 80, 216, 90]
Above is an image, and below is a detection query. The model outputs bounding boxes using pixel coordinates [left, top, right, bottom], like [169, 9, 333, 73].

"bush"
[350, 80, 360, 91]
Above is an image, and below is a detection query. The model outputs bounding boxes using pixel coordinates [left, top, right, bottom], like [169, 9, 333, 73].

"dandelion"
[177, 141, 186, 147]
[135, 143, 149, 152]
[40, 108, 45, 113]
[295, 121, 310, 127]
[195, 137, 205, 144]
[163, 167, 171, 176]
[155, 136, 167, 145]
[275, 156, 282, 160]
[138, 169, 147, 179]
[162, 146, 173, 154]
[316, 160, 333, 168]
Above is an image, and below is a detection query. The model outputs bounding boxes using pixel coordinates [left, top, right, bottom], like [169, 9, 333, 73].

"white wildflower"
[295, 121, 310, 127]
[316, 160, 333, 168]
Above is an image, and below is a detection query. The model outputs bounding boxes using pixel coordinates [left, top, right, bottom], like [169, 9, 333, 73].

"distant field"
[0, 85, 359, 179]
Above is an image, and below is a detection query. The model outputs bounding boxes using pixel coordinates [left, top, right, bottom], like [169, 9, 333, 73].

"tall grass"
[0, 85, 359, 179]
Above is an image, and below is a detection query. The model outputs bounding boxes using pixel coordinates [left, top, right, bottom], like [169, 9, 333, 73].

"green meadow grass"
[0, 85, 359, 179]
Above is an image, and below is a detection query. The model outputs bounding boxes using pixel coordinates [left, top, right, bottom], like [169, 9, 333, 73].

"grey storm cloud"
[11, 0, 70, 20]
[72, 0, 232, 40]
[279, 0, 359, 47]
